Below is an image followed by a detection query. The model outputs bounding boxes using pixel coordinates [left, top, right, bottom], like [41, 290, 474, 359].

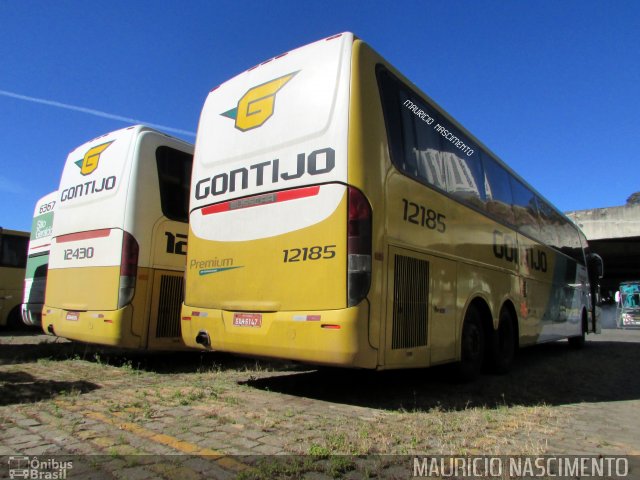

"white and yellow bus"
[0, 228, 29, 329]
[43, 125, 193, 350]
[21, 191, 57, 326]
[181, 33, 602, 375]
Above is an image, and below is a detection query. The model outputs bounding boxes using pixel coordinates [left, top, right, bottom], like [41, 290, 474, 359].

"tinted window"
[34, 263, 48, 279]
[536, 197, 561, 248]
[561, 220, 584, 264]
[156, 147, 193, 222]
[0, 234, 28, 268]
[377, 65, 580, 256]
[510, 178, 540, 238]
[482, 153, 514, 225]
[378, 68, 484, 199]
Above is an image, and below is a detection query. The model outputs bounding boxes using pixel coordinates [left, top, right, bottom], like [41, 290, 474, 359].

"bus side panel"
[383, 170, 521, 367]
[519, 235, 587, 343]
[146, 219, 189, 349]
[0, 267, 26, 326]
[151, 219, 189, 271]
[0, 231, 29, 326]
[348, 41, 392, 360]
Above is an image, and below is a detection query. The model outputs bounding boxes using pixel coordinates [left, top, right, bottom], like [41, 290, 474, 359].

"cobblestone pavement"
[0, 328, 638, 478]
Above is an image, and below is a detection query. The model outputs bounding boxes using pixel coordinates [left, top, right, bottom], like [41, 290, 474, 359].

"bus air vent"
[156, 274, 184, 338]
[392, 254, 428, 349]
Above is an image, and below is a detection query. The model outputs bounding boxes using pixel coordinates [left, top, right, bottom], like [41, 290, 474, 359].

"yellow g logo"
[74, 141, 113, 176]
[221, 71, 298, 131]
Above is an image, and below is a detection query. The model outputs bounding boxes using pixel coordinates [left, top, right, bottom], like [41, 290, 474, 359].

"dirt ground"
[0, 327, 638, 479]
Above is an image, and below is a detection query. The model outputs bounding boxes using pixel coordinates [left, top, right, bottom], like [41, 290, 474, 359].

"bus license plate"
[66, 312, 79, 321]
[233, 313, 262, 328]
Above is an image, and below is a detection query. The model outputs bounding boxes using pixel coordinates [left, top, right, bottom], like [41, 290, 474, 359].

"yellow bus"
[0, 228, 29, 329]
[43, 125, 193, 350]
[21, 191, 57, 327]
[181, 33, 602, 375]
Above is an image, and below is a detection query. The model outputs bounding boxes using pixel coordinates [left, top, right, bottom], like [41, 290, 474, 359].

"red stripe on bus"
[276, 185, 320, 202]
[201, 185, 321, 216]
[201, 203, 230, 215]
[56, 229, 111, 243]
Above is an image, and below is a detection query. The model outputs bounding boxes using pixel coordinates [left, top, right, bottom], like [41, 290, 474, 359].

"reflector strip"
[56, 229, 111, 243]
[321, 324, 341, 329]
[201, 186, 320, 216]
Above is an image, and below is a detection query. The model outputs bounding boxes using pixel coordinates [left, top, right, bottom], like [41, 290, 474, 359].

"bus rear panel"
[44, 126, 193, 350]
[22, 191, 57, 326]
[182, 33, 378, 367]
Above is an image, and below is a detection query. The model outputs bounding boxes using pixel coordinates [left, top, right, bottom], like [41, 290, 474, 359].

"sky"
[1, 0, 639, 231]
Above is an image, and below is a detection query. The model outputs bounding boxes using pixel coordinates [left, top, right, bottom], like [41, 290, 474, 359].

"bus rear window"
[156, 146, 194, 222]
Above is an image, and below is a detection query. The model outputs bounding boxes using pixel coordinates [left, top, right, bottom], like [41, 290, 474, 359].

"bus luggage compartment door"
[384, 247, 456, 368]
[147, 269, 186, 350]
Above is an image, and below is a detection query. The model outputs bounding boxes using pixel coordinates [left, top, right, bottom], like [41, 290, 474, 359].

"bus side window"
[510, 177, 541, 239]
[443, 144, 486, 210]
[156, 147, 194, 223]
[482, 154, 515, 225]
[0, 234, 28, 268]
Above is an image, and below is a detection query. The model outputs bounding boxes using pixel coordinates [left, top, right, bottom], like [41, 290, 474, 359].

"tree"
[626, 192, 640, 206]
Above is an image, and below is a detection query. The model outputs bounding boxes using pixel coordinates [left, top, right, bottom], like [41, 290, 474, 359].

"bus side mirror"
[588, 253, 604, 279]
[615, 291, 620, 304]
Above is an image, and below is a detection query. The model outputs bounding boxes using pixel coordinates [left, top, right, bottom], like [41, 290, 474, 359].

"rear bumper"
[180, 303, 377, 368]
[42, 305, 141, 348]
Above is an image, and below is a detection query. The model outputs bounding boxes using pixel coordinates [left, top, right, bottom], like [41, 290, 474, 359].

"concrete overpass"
[567, 204, 640, 299]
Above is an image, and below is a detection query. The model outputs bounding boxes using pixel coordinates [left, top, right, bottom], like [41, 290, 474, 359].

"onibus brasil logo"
[221, 71, 298, 131]
[74, 141, 113, 176]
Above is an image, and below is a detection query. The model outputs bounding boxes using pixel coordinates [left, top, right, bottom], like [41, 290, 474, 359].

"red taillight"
[120, 231, 139, 277]
[118, 231, 139, 308]
[347, 187, 372, 307]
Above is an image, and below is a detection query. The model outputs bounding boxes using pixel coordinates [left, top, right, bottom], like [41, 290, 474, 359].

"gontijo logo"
[61, 140, 117, 202]
[74, 141, 113, 176]
[221, 71, 298, 131]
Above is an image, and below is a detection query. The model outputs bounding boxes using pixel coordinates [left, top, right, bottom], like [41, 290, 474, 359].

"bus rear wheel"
[490, 308, 516, 374]
[568, 312, 587, 349]
[6, 306, 24, 331]
[457, 306, 485, 381]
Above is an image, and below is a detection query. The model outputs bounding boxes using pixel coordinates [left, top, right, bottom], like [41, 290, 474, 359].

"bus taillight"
[118, 231, 139, 308]
[347, 186, 372, 306]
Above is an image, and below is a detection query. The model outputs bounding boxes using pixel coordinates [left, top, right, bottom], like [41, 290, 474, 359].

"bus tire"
[6, 306, 24, 331]
[490, 308, 516, 374]
[456, 305, 485, 381]
[568, 312, 587, 349]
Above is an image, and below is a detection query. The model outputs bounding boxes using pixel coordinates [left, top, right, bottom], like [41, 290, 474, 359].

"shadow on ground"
[0, 330, 296, 374]
[242, 336, 640, 411]
[0, 370, 98, 406]
[2, 330, 639, 412]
